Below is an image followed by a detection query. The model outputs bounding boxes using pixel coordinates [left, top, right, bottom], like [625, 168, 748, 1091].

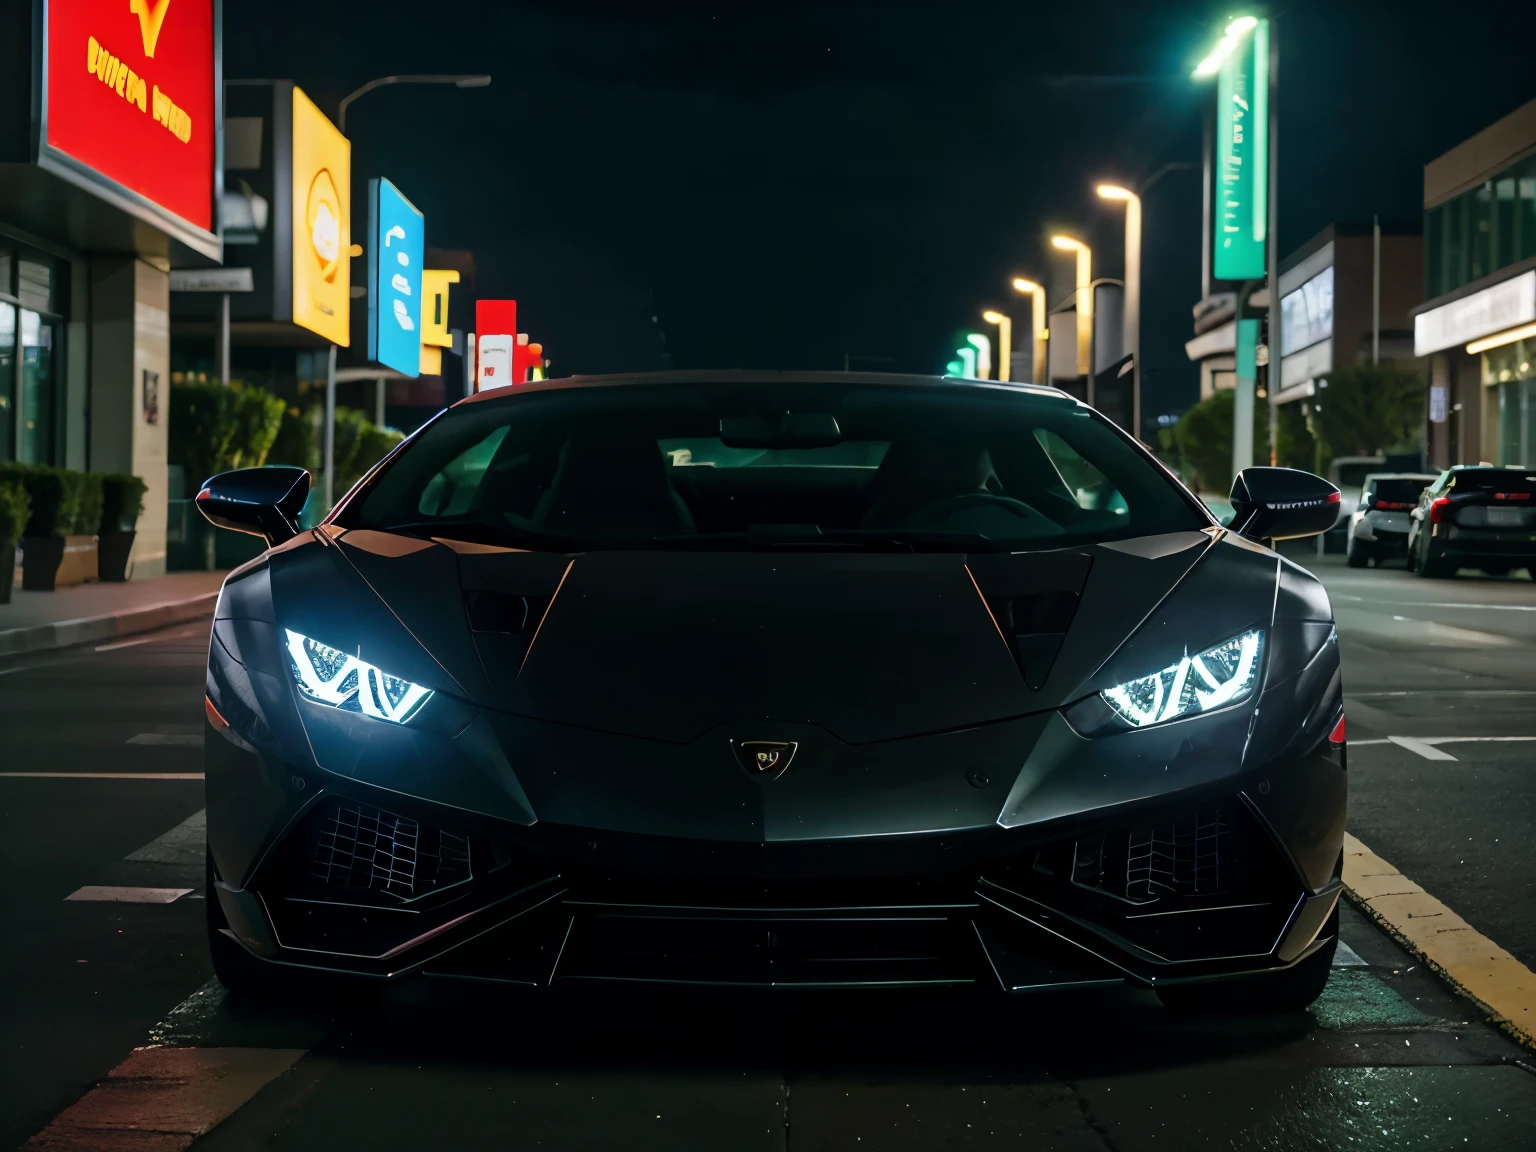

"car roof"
[1362, 472, 1436, 482]
[457, 370, 1074, 407]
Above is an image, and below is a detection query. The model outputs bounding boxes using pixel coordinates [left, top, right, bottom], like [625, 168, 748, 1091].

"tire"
[1482, 564, 1510, 577]
[1157, 905, 1338, 1015]
[1345, 538, 1369, 568]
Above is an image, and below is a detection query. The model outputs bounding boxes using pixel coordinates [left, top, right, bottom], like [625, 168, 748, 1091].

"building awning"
[1414, 268, 1536, 356]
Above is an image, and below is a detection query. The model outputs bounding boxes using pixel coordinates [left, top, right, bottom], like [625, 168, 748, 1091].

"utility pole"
[1372, 215, 1381, 366]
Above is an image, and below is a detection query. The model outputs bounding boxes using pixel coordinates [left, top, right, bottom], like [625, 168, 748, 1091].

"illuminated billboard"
[1213, 19, 1268, 282]
[291, 87, 350, 345]
[40, 0, 219, 256]
[367, 179, 424, 376]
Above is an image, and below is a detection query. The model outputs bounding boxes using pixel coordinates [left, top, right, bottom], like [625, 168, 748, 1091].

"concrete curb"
[0, 591, 220, 657]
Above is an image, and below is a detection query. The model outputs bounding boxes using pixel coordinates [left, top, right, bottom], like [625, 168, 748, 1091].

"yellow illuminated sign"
[291, 87, 350, 346]
[419, 269, 459, 374]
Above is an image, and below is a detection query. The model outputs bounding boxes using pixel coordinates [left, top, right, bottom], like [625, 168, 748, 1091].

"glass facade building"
[0, 245, 65, 466]
[1425, 153, 1536, 300]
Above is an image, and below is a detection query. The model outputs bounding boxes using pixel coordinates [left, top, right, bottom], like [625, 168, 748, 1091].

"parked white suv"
[1346, 472, 1437, 567]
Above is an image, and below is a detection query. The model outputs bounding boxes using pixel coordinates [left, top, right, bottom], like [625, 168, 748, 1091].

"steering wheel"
[903, 492, 1059, 533]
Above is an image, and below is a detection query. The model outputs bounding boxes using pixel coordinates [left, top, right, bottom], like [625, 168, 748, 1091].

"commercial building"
[1413, 97, 1536, 470]
[1184, 223, 1421, 407]
[1, 0, 222, 578]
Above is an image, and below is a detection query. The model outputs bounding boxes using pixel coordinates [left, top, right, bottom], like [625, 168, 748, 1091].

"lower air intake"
[311, 802, 471, 901]
[1072, 803, 1237, 904]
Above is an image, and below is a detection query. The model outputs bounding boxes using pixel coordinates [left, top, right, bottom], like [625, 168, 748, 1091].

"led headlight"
[284, 629, 432, 724]
[1101, 630, 1264, 729]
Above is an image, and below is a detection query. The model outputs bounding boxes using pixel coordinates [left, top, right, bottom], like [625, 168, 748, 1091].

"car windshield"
[1372, 479, 1431, 503]
[1450, 469, 1536, 494]
[340, 381, 1209, 551]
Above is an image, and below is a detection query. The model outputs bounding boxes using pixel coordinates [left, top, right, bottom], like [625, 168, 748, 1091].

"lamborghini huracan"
[198, 371, 1347, 1012]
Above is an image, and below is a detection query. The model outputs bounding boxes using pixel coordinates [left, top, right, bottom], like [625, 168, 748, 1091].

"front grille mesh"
[1124, 807, 1230, 900]
[311, 802, 471, 901]
[1070, 803, 1238, 905]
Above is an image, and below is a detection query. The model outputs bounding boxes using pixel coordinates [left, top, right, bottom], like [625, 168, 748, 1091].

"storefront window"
[1483, 338, 1535, 467]
[19, 310, 54, 465]
[0, 303, 14, 462]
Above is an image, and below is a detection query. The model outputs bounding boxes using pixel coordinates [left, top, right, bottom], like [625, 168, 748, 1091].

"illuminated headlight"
[1101, 630, 1264, 729]
[284, 629, 432, 724]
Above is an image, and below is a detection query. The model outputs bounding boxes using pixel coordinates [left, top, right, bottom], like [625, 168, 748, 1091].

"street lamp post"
[337, 74, 492, 133]
[1050, 235, 1093, 393]
[981, 311, 1012, 382]
[1011, 277, 1048, 385]
[1096, 184, 1142, 441]
[319, 73, 491, 510]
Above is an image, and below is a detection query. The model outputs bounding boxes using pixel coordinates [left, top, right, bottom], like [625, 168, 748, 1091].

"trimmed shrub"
[336, 413, 404, 497]
[101, 474, 148, 532]
[267, 405, 322, 474]
[74, 472, 105, 536]
[226, 386, 286, 470]
[170, 381, 236, 491]
[0, 465, 78, 538]
[0, 478, 29, 543]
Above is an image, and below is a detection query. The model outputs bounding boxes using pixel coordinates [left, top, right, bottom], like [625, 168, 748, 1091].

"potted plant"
[54, 471, 104, 587]
[0, 476, 28, 605]
[98, 473, 147, 582]
[0, 466, 79, 592]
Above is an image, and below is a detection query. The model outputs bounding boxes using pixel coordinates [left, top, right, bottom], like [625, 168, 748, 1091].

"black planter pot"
[21, 535, 66, 592]
[97, 530, 137, 583]
[0, 537, 15, 604]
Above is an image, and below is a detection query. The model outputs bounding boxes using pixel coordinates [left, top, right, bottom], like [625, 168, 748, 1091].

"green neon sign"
[1214, 18, 1269, 281]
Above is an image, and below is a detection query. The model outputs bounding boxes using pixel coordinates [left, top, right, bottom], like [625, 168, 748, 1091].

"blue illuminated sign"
[367, 178, 425, 377]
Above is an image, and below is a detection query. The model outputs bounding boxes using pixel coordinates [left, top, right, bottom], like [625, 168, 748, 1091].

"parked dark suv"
[1407, 465, 1536, 578]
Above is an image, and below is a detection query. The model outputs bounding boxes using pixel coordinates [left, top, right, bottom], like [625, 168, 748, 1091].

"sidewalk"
[0, 571, 227, 657]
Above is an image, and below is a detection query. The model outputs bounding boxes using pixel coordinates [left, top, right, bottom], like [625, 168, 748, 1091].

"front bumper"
[207, 719, 1346, 993]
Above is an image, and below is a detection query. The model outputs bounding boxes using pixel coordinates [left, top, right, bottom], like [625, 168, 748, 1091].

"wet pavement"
[2, 559, 1534, 1150]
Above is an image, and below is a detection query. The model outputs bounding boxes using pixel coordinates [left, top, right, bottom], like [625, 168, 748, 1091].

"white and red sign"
[476, 300, 518, 391]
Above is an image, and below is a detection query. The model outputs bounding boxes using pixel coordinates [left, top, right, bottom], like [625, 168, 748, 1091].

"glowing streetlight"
[1051, 235, 1092, 378]
[965, 333, 992, 380]
[1191, 15, 1258, 79]
[1096, 184, 1142, 440]
[1011, 278, 1048, 386]
[981, 311, 1012, 382]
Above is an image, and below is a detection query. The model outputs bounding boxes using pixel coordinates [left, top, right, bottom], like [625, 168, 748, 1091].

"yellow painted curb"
[1342, 831, 1535, 1050]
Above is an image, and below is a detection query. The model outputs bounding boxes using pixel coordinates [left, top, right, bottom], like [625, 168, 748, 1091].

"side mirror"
[195, 466, 311, 547]
[1228, 467, 1340, 543]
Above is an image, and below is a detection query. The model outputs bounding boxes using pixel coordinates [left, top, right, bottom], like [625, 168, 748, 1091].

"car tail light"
[1328, 715, 1346, 745]
[1327, 491, 1341, 505]
[1373, 500, 1414, 511]
[1428, 497, 1450, 524]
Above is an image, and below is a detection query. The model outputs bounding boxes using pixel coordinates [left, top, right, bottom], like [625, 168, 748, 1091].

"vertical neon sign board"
[367, 178, 425, 376]
[1214, 19, 1268, 282]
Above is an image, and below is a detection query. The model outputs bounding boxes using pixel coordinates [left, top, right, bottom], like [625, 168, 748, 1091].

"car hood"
[328, 527, 1229, 745]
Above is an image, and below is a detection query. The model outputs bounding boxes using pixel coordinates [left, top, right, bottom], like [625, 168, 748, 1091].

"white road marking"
[65, 886, 194, 903]
[1332, 941, 1368, 967]
[1386, 735, 1458, 761]
[1382, 601, 1536, 611]
[0, 772, 204, 779]
[0, 665, 33, 676]
[127, 732, 203, 746]
[125, 809, 206, 866]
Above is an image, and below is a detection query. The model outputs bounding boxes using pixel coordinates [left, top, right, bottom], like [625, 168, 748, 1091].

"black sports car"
[1407, 464, 1536, 578]
[198, 371, 1347, 1012]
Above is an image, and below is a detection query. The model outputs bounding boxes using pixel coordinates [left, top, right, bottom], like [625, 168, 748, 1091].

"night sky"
[227, 0, 1536, 421]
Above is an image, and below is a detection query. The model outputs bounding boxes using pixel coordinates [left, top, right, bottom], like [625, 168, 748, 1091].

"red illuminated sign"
[43, 0, 216, 236]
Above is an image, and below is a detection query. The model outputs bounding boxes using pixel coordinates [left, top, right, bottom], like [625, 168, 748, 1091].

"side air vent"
[465, 590, 530, 633]
[967, 552, 1092, 690]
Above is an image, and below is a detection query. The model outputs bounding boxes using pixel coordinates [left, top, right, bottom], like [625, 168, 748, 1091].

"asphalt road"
[2, 558, 1534, 1151]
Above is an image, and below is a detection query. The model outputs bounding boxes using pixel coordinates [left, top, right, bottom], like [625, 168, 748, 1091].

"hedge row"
[0, 465, 145, 538]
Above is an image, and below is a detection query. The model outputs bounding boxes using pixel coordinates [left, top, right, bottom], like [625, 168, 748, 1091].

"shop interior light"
[1466, 321, 1536, 356]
